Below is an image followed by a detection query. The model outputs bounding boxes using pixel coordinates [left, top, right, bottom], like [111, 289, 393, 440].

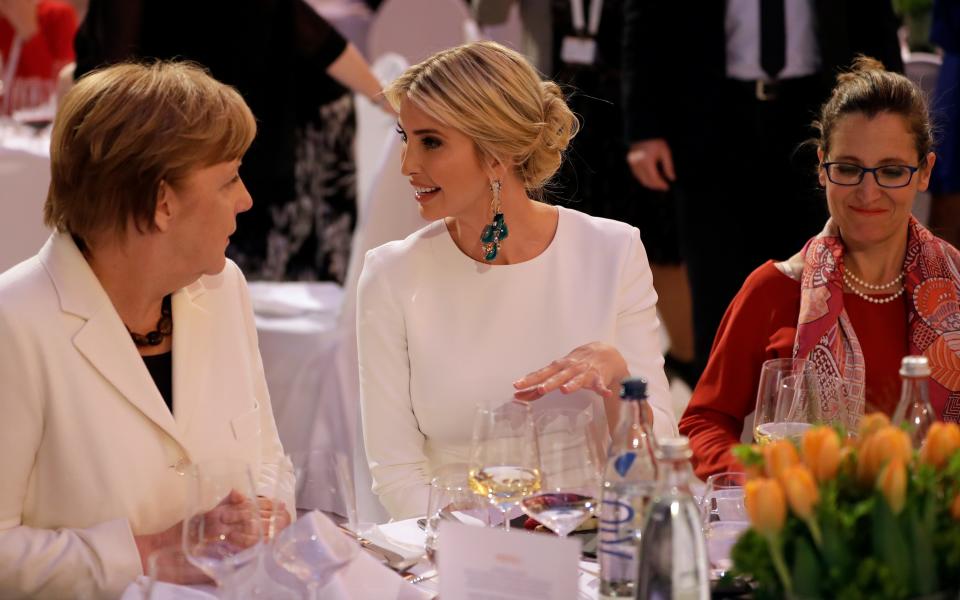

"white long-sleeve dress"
[357, 206, 677, 519]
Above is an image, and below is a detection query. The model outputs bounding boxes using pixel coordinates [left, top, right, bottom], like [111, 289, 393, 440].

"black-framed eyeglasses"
[820, 162, 920, 189]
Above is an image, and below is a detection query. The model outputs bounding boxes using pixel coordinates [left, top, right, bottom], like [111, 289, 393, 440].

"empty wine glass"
[753, 358, 814, 444]
[425, 464, 490, 565]
[181, 459, 263, 598]
[287, 448, 371, 536]
[520, 408, 603, 537]
[700, 471, 748, 578]
[468, 401, 542, 531]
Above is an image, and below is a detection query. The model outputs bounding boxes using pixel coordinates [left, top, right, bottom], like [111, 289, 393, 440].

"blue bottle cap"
[620, 377, 648, 401]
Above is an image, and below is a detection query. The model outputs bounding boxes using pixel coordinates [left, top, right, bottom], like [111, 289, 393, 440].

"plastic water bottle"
[636, 436, 710, 600]
[599, 378, 658, 599]
[892, 355, 936, 447]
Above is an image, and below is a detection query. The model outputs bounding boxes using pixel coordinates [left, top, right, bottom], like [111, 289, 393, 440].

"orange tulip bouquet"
[730, 415, 960, 599]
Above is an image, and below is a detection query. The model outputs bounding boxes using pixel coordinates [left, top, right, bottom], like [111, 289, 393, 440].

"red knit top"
[679, 261, 908, 480]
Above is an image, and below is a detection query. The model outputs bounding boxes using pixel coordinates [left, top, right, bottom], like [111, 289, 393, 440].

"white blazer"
[0, 233, 294, 599]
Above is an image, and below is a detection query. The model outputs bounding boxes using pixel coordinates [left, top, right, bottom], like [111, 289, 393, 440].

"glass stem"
[501, 507, 510, 531]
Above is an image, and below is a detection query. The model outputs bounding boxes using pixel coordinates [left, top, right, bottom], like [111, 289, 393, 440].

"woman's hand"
[512, 342, 629, 401]
[256, 495, 292, 539]
[133, 489, 284, 582]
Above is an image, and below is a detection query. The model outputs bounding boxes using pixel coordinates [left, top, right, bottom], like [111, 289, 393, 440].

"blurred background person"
[928, 0, 960, 247]
[0, 61, 293, 599]
[622, 0, 904, 386]
[0, 0, 76, 115]
[75, 0, 388, 282]
[680, 58, 960, 478]
[474, 0, 697, 390]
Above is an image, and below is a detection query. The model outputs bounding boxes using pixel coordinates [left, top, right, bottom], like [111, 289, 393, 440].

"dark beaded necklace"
[128, 295, 173, 347]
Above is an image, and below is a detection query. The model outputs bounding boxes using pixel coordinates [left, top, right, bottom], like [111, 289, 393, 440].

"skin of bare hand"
[256, 495, 292, 540]
[511, 342, 628, 401]
[134, 489, 277, 578]
[626, 138, 676, 191]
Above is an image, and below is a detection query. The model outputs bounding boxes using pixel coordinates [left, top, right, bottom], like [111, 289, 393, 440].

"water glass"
[181, 459, 262, 596]
[425, 464, 490, 565]
[139, 546, 207, 599]
[700, 471, 748, 576]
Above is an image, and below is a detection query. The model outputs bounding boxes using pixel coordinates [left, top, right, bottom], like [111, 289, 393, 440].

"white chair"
[354, 52, 408, 217]
[367, 0, 478, 64]
[0, 124, 52, 272]
[257, 51, 426, 522]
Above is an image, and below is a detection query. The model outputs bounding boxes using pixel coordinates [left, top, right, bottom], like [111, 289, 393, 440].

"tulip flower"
[857, 412, 891, 445]
[763, 439, 800, 481]
[951, 494, 960, 521]
[745, 478, 792, 594]
[876, 456, 907, 515]
[857, 425, 912, 487]
[781, 464, 823, 547]
[801, 426, 842, 482]
[745, 478, 787, 536]
[920, 422, 960, 470]
[781, 465, 820, 519]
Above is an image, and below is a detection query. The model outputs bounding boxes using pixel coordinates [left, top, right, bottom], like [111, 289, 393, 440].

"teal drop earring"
[480, 179, 508, 262]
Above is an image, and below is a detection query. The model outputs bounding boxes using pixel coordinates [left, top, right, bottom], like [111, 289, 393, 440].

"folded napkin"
[279, 511, 433, 600]
[369, 519, 428, 562]
[247, 282, 341, 317]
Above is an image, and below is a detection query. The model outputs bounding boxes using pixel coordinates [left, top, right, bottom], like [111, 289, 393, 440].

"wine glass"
[520, 408, 603, 537]
[753, 358, 814, 444]
[468, 401, 542, 531]
[764, 373, 851, 443]
[700, 471, 748, 578]
[286, 448, 370, 535]
[424, 464, 491, 565]
[181, 459, 263, 598]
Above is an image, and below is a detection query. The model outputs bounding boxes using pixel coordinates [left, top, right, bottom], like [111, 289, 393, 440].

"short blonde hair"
[44, 61, 257, 241]
[385, 41, 578, 193]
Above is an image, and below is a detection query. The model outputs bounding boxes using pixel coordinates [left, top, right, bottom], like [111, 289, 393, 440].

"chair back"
[367, 0, 478, 64]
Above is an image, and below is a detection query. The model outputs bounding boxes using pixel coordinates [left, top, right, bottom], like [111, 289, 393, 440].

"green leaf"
[872, 496, 911, 596]
[791, 535, 822, 598]
[732, 444, 763, 468]
[907, 495, 939, 595]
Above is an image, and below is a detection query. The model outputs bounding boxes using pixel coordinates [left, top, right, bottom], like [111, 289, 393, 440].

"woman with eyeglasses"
[678, 56, 960, 480]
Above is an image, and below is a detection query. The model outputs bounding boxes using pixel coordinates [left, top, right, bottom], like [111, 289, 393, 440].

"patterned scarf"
[786, 217, 960, 423]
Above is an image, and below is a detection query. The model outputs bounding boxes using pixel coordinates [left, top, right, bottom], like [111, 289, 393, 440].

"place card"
[438, 520, 581, 600]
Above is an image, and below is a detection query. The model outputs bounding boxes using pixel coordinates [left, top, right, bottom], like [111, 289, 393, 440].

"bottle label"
[613, 452, 636, 477]
[598, 498, 636, 559]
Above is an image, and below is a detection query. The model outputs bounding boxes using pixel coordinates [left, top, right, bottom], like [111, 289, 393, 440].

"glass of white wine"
[753, 358, 814, 444]
[468, 401, 542, 531]
[520, 407, 603, 537]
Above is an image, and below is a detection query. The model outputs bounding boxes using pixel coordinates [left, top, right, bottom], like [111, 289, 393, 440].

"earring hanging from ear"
[480, 179, 508, 262]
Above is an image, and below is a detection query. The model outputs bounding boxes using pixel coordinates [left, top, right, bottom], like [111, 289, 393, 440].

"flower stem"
[766, 533, 793, 596]
[805, 517, 823, 548]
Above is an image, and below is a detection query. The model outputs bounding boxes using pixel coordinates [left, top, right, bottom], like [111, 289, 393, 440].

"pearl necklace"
[843, 268, 904, 290]
[842, 272, 905, 304]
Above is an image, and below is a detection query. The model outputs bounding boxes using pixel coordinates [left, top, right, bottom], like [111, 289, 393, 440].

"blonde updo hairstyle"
[384, 41, 579, 195]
